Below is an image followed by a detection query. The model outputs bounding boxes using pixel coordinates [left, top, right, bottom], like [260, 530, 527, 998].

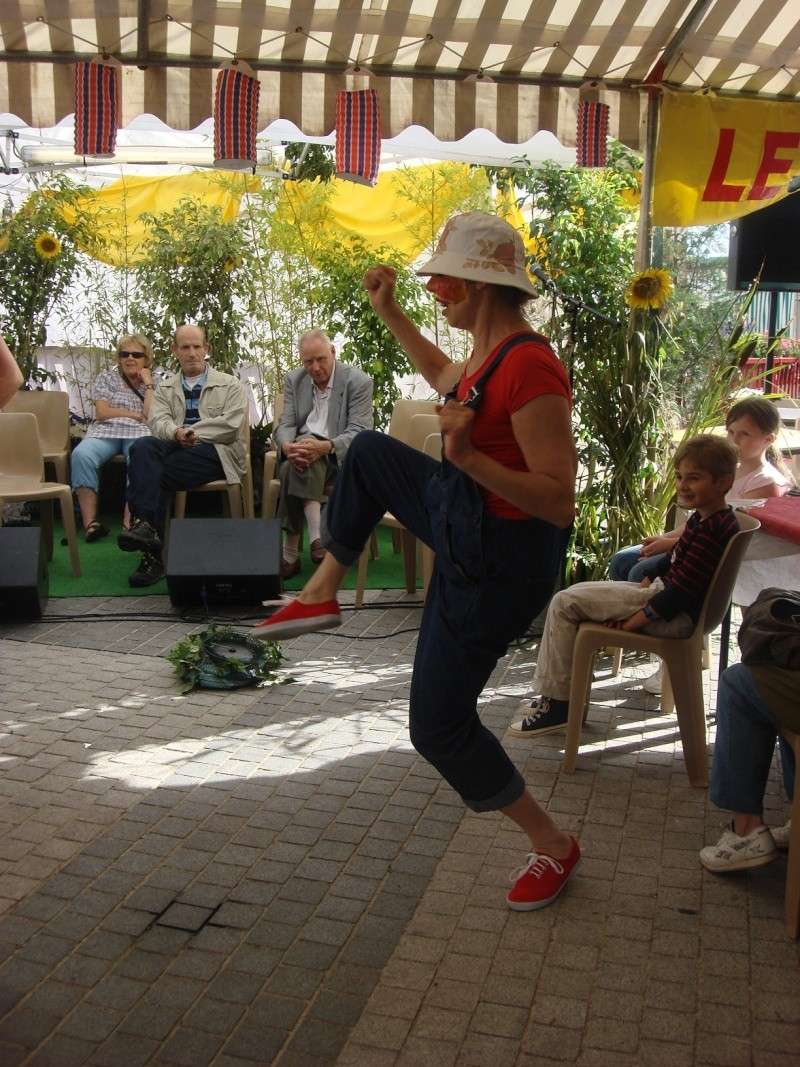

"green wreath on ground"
[167, 625, 289, 693]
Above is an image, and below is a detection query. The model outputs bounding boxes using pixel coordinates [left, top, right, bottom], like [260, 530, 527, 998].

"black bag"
[738, 587, 800, 669]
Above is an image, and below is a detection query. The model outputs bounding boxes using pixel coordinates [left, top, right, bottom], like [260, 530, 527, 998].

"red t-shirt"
[455, 331, 571, 519]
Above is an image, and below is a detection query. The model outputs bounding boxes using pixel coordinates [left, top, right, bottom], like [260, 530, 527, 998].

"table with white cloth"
[733, 496, 800, 608]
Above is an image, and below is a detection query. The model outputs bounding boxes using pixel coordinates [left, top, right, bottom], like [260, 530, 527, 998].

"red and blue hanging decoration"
[74, 58, 120, 158]
[335, 89, 381, 186]
[576, 100, 610, 168]
[214, 61, 261, 170]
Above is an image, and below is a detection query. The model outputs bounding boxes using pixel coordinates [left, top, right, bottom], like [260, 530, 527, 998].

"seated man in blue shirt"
[118, 323, 247, 587]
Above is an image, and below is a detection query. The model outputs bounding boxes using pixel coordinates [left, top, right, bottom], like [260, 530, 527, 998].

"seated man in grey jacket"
[117, 323, 248, 587]
[275, 330, 373, 578]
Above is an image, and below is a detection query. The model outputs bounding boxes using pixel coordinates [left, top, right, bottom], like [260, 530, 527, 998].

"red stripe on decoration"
[336, 90, 381, 186]
[214, 66, 260, 169]
[74, 61, 118, 157]
[577, 101, 609, 168]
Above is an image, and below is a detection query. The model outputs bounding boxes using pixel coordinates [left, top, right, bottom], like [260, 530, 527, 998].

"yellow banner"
[653, 93, 800, 227]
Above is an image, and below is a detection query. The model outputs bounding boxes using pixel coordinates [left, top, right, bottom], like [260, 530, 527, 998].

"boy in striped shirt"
[512, 435, 740, 737]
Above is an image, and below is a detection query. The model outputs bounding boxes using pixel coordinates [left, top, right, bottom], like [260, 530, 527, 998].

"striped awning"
[2, 1, 799, 151]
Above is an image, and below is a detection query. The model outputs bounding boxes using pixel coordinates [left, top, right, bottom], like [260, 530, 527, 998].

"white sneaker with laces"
[699, 824, 778, 872]
[771, 820, 791, 850]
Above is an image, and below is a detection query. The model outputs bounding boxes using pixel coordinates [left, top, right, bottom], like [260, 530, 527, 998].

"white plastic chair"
[0, 412, 81, 577]
[563, 512, 761, 787]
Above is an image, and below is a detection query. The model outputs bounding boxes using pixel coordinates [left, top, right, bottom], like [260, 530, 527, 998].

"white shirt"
[300, 364, 335, 439]
[729, 459, 791, 498]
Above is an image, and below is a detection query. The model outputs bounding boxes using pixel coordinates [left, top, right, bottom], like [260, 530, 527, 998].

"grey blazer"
[274, 361, 374, 464]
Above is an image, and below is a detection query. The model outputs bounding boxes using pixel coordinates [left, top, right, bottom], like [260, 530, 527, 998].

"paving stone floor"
[0, 592, 797, 1066]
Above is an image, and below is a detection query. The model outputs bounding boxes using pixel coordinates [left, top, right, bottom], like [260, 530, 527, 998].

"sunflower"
[0, 232, 9, 254]
[34, 232, 62, 260]
[625, 268, 673, 310]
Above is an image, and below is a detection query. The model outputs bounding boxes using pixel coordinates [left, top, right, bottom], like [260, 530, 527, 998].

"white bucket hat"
[416, 211, 537, 297]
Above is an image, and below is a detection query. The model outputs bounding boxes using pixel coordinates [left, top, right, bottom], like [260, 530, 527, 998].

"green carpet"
[46, 518, 418, 597]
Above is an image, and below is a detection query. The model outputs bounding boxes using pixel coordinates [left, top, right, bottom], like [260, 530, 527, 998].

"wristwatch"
[642, 602, 659, 622]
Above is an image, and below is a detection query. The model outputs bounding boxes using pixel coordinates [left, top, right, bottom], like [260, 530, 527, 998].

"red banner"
[335, 90, 381, 186]
[74, 60, 119, 157]
[214, 65, 260, 170]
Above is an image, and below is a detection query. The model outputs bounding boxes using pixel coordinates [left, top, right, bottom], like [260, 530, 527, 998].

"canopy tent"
[4, 0, 799, 154]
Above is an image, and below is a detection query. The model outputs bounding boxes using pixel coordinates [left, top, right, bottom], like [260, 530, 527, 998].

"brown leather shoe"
[280, 557, 301, 580]
[309, 539, 326, 565]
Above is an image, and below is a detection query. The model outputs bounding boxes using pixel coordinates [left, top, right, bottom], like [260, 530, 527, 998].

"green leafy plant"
[0, 175, 101, 386]
[167, 625, 288, 694]
[129, 197, 248, 371]
[312, 238, 433, 428]
[283, 143, 336, 183]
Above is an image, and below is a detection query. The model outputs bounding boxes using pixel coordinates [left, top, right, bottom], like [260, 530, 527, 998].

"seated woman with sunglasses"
[71, 335, 156, 541]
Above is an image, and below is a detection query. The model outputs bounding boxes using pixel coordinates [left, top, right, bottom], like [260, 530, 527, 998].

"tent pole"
[635, 90, 660, 271]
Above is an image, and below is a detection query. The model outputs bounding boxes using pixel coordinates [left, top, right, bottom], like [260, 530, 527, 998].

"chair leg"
[564, 635, 598, 773]
[174, 491, 187, 520]
[785, 775, 800, 938]
[702, 632, 713, 674]
[58, 488, 81, 577]
[661, 646, 707, 787]
[228, 486, 243, 519]
[660, 664, 675, 715]
[244, 471, 255, 519]
[41, 499, 54, 560]
[402, 531, 416, 594]
[53, 456, 69, 484]
[610, 647, 623, 676]
[265, 482, 280, 519]
[354, 544, 370, 608]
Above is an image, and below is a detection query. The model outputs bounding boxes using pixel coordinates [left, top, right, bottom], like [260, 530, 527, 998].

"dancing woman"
[256, 213, 580, 909]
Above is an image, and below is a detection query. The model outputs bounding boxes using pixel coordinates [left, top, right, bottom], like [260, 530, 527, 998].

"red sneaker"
[506, 837, 580, 911]
[252, 598, 341, 640]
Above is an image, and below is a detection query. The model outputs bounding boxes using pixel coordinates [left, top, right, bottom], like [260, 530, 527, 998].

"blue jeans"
[324, 431, 567, 812]
[126, 437, 224, 532]
[609, 544, 667, 582]
[710, 663, 795, 815]
[71, 436, 138, 493]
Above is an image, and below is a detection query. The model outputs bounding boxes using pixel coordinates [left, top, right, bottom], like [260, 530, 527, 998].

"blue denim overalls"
[325, 334, 569, 810]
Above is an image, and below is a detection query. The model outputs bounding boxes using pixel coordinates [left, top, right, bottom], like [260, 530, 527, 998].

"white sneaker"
[642, 667, 662, 695]
[771, 821, 791, 850]
[699, 824, 778, 872]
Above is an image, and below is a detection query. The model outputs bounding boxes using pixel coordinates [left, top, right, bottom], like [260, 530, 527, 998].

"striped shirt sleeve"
[649, 508, 740, 621]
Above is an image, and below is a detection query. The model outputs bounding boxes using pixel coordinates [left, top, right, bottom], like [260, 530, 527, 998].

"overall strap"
[450, 332, 545, 410]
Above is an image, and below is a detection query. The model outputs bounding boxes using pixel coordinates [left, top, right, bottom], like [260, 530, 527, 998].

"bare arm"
[440, 393, 576, 528]
[0, 335, 23, 405]
[363, 266, 461, 395]
[739, 482, 783, 499]
[95, 399, 146, 422]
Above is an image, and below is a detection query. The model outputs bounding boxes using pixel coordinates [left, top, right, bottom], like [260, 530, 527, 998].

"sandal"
[85, 521, 110, 543]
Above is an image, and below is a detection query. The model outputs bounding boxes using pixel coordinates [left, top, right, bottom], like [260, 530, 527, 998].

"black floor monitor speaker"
[166, 519, 281, 607]
[728, 193, 800, 291]
[0, 527, 49, 620]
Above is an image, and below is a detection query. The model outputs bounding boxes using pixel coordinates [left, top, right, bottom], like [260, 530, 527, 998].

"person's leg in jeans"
[710, 663, 785, 822]
[256, 433, 577, 894]
[609, 545, 643, 581]
[126, 437, 175, 529]
[701, 662, 787, 871]
[159, 441, 225, 518]
[609, 544, 668, 583]
[126, 438, 224, 533]
[71, 436, 123, 533]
